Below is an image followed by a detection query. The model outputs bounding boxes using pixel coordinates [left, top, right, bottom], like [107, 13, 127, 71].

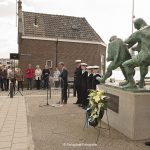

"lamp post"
[55, 37, 58, 67]
[130, 0, 135, 56]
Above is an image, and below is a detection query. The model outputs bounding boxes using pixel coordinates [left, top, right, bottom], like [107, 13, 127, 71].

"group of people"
[73, 59, 101, 109]
[0, 64, 61, 92]
[25, 64, 62, 90]
[0, 65, 19, 91]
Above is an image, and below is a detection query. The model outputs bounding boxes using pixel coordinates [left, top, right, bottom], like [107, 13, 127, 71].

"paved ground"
[0, 89, 150, 150]
[26, 90, 149, 150]
[0, 96, 29, 150]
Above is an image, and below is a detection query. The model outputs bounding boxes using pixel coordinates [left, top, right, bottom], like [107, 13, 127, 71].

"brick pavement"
[0, 96, 29, 150]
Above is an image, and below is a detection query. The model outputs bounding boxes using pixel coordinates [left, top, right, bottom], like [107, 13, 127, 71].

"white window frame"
[46, 60, 53, 68]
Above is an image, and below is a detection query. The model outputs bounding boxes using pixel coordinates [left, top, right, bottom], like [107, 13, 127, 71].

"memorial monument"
[123, 18, 150, 89]
[99, 36, 131, 86]
[98, 18, 150, 140]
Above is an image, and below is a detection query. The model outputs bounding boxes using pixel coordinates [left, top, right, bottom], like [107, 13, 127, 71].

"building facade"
[18, 0, 106, 77]
[0, 59, 14, 67]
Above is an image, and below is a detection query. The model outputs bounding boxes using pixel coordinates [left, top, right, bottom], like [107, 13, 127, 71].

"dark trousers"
[61, 83, 68, 103]
[6, 79, 9, 90]
[54, 81, 60, 88]
[27, 78, 33, 90]
[18, 81, 23, 91]
[73, 84, 76, 97]
[1, 78, 7, 91]
[44, 78, 49, 89]
[81, 86, 88, 107]
[75, 84, 82, 104]
[36, 80, 41, 90]
[0, 79, 3, 91]
[10, 79, 16, 93]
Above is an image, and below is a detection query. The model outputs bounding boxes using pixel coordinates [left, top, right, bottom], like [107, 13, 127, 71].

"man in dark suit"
[74, 60, 82, 104]
[58, 62, 68, 104]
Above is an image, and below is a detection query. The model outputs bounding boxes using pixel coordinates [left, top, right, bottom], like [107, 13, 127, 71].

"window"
[101, 55, 105, 66]
[101, 55, 105, 76]
[46, 60, 52, 68]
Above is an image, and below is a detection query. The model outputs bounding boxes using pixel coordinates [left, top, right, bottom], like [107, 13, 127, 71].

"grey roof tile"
[23, 11, 104, 43]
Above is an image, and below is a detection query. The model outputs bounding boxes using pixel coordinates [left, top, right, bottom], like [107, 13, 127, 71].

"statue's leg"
[120, 65, 128, 80]
[100, 62, 118, 83]
[119, 65, 129, 86]
[119, 65, 135, 86]
[122, 59, 137, 88]
[139, 65, 148, 88]
[100, 69, 112, 83]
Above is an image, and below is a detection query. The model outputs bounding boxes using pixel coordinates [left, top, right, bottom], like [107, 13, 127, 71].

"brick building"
[18, 0, 106, 77]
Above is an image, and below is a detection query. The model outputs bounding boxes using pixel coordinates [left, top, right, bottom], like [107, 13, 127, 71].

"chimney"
[18, 0, 22, 11]
[18, 0, 23, 34]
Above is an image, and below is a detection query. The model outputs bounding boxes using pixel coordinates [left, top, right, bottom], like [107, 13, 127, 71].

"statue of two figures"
[98, 18, 150, 89]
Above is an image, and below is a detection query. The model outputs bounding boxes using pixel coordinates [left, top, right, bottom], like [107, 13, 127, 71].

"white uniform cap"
[81, 63, 87, 66]
[93, 65, 99, 69]
[75, 60, 81, 63]
[86, 66, 93, 69]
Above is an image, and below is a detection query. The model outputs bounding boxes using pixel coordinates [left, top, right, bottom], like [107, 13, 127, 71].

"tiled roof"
[22, 11, 104, 43]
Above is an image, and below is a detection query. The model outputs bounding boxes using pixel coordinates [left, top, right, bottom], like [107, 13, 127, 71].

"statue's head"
[109, 35, 117, 42]
[134, 18, 147, 30]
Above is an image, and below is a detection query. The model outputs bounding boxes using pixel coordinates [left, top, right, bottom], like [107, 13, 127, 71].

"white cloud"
[0, 1, 8, 6]
[1, 0, 150, 58]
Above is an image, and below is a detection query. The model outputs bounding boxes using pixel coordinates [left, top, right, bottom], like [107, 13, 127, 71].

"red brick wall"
[19, 38, 106, 77]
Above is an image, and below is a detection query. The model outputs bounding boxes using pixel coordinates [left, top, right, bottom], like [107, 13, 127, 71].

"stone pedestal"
[99, 84, 150, 140]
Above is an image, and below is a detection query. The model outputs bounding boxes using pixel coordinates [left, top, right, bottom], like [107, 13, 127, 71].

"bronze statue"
[127, 18, 148, 88]
[99, 36, 131, 84]
[122, 18, 150, 88]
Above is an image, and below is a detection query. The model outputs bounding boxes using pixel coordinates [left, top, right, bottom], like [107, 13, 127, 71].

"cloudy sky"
[0, 0, 150, 58]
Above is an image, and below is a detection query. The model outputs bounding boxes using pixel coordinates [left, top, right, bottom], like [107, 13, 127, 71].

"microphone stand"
[39, 75, 51, 107]
[39, 76, 64, 108]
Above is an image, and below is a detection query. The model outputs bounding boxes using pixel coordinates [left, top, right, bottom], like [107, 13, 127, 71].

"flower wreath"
[86, 90, 108, 127]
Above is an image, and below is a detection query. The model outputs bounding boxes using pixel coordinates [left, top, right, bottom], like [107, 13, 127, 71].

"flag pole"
[16, 0, 18, 27]
[132, 0, 135, 33]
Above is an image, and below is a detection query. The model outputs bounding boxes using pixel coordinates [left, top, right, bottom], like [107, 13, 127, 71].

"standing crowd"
[74, 60, 101, 109]
[0, 64, 61, 92]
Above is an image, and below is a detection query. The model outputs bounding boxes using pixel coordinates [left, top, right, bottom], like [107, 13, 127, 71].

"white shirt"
[53, 70, 60, 78]
[35, 69, 42, 80]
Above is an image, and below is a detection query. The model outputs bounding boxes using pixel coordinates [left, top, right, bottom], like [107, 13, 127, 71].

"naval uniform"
[92, 73, 101, 90]
[81, 70, 88, 107]
[86, 73, 93, 105]
[87, 73, 93, 90]
[74, 66, 82, 104]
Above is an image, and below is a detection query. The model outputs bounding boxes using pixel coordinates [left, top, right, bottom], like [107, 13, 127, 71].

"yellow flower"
[89, 92, 95, 97]
[93, 95, 100, 103]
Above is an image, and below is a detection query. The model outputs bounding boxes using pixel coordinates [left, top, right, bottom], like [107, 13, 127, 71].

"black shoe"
[145, 141, 150, 146]
[73, 102, 79, 104]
